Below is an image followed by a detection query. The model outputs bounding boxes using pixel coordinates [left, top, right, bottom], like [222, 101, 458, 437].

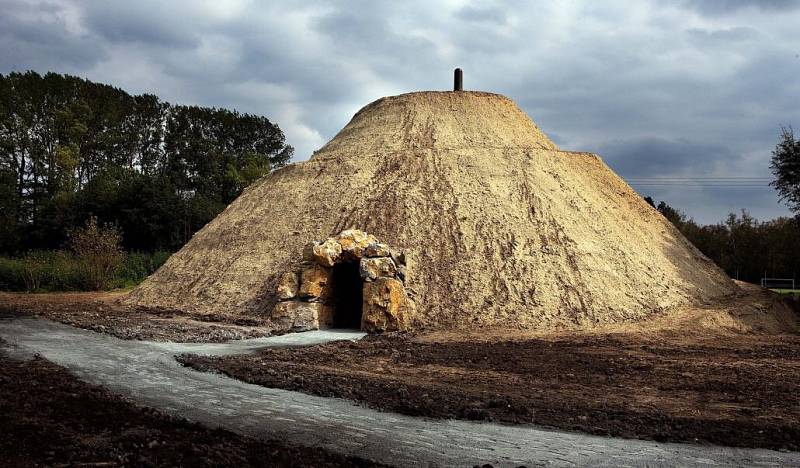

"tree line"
[0, 71, 293, 253]
[1, 70, 798, 290]
[646, 198, 799, 284]
[644, 127, 800, 285]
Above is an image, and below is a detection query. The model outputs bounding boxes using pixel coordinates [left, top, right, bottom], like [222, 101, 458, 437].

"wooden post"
[454, 68, 463, 91]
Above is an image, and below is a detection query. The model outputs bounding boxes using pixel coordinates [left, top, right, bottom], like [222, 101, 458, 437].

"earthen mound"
[126, 91, 737, 329]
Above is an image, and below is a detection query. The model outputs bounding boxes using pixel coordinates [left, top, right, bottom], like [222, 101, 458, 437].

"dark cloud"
[0, 0, 106, 71]
[454, 5, 508, 24]
[597, 137, 732, 178]
[631, 185, 785, 224]
[81, 2, 199, 48]
[312, 6, 441, 78]
[599, 140, 782, 223]
[686, 27, 759, 43]
[683, 0, 800, 16]
[0, 0, 798, 223]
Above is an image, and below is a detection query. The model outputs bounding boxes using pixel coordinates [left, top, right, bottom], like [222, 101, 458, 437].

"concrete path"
[1, 317, 798, 467]
[148, 328, 367, 356]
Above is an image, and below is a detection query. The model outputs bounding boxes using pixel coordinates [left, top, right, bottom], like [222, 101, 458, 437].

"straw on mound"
[126, 91, 737, 328]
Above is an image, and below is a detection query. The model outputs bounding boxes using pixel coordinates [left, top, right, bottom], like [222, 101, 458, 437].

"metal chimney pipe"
[454, 68, 463, 91]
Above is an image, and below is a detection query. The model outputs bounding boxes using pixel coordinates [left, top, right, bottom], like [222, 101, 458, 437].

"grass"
[770, 288, 800, 299]
[0, 250, 171, 292]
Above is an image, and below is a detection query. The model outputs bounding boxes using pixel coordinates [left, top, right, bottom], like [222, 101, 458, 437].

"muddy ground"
[0, 291, 274, 342]
[0, 346, 385, 468]
[181, 330, 800, 452]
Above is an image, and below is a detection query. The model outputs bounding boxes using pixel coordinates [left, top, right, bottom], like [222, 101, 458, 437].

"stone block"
[359, 256, 397, 281]
[336, 229, 378, 261]
[270, 300, 324, 332]
[292, 302, 323, 331]
[276, 271, 299, 300]
[312, 238, 342, 267]
[270, 301, 296, 330]
[317, 303, 336, 329]
[299, 264, 332, 301]
[364, 242, 391, 258]
[390, 248, 406, 266]
[362, 277, 414, 332]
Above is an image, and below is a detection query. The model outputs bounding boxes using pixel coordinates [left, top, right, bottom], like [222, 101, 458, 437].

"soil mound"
[126, 91, 737, 328]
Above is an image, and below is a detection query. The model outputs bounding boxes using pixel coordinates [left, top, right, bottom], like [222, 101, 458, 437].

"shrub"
[69, 217, 124, 290]
[0, 256, 26, 291]
[0, 248, 171, 293]
[0, 251, 83, 292]
[113, 251, 171, 288]
[22, 251, 48, 291]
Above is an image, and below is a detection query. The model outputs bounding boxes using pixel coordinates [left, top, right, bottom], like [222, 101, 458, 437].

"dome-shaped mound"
[126, 91, 736, 330]
[315, 91, 557, 156]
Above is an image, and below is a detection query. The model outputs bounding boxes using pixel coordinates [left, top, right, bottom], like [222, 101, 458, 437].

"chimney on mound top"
[454, 68, 463, 91]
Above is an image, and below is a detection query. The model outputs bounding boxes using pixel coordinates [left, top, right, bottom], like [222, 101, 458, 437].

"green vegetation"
[0, 250, 170, 292]
[0, 71, 291, 292]
[0, 217, 170, 292]
[0, 71, 292, 254]
[770, 126, 800, 216]
[771, 289, 800, 299]
[645, 198, 800, 284]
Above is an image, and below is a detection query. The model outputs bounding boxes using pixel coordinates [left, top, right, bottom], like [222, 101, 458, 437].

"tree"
[770, 126, 800, 215]
[651, 198, 800, 283]
[0, 71, 293, 253]
[0, 167, 20, 251]
[656, 201, 686, 228]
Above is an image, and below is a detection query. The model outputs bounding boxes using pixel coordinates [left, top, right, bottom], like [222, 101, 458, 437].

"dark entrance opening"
[330, 261, 363, 328]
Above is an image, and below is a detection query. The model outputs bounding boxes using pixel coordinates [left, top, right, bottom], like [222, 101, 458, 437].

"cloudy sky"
[2, 0, 799, 223]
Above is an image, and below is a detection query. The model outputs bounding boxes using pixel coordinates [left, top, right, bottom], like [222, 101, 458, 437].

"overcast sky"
[2, 0, 799, 223]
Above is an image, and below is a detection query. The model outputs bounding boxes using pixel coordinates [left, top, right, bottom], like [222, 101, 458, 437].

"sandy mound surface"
[417, 281, 799, 342]
[126, 91, 737, 328]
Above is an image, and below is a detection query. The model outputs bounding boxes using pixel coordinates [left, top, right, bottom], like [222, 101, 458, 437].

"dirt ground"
[0, 291, 274, 342]
[182, 326, 800, 452]
[0, 346, 385, 468]
[4, 285, 800, 454]
[3, 282, 794, 344]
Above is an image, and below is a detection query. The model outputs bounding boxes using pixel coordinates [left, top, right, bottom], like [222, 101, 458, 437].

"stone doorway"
[330, 261, 363, 328]
[271, 229, 415, 333]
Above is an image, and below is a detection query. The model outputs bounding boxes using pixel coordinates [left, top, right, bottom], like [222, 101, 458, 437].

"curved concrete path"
[1, 317, 798, 467]
[148, 328, 367, 355]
